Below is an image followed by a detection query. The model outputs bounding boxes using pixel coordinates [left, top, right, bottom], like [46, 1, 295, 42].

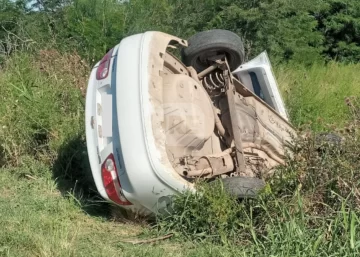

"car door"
[233, 51, 288, 120]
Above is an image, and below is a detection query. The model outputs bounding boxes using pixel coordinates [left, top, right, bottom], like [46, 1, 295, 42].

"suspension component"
[202, 71, 225, 94]
[183, 149, 235, 178]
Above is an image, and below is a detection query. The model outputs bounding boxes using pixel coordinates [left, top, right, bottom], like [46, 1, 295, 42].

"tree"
[317, 0, 360, 62]
[1, 0, 360, 63]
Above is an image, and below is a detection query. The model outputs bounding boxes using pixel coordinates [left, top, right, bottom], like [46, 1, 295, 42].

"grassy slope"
[277, 62, 360, 130]
[1, 169, 242, 257]
[1, 52, 359, 256]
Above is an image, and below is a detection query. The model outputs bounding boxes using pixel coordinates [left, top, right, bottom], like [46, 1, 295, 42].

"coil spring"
[202, 71, 225, 93]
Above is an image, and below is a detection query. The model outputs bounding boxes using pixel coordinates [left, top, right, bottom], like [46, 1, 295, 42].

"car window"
[249, 72, 265, 101]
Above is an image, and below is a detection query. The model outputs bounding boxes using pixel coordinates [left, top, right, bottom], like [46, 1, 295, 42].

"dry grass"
[36, 49, 90, 96]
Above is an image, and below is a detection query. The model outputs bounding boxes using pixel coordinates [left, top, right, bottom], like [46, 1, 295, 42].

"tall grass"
[0, 50, 96, 199]
[0, 50, 86, 165]
[276, 62, 360, 130]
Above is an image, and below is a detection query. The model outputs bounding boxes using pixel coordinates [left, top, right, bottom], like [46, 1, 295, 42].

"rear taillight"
[101, 154, 132, 205]
[96, 48, 114, 80]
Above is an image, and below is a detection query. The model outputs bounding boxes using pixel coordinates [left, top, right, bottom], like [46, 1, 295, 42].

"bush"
[156, 180, 244, 244]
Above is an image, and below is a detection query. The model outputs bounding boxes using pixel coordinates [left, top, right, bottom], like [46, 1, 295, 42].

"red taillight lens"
[101, 154, 132, 205]
[96, 48, 114, 80]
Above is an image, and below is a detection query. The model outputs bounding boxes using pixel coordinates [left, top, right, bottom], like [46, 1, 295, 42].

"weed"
[157, 180, 244, 244]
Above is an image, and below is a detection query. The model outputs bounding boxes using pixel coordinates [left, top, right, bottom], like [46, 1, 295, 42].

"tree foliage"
[0, 0, 359, 63]
[317, 0, 360, 62]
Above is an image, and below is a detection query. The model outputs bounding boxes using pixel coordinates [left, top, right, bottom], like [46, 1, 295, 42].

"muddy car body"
[85, 30, 294, 215]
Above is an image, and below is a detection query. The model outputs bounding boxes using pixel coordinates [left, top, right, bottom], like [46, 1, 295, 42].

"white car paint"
[233, 52, 289, 120]
[86, 33, 193, 216]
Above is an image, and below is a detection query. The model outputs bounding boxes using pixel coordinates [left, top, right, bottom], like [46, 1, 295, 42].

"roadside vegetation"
[157, 103, 360, 255]
[1, 0, 360, 256]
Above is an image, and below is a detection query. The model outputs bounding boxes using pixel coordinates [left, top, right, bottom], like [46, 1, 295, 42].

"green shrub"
[156, 180, 245, 244]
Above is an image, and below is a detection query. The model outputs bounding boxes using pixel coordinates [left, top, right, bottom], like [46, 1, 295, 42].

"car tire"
[316, 133, 342, 145]
[181, 29, 245, 72]
[214, 177, 265, 198]
[315, 132, 343, 154]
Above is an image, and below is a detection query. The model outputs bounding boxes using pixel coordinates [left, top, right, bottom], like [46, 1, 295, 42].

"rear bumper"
[85, 68, 108, 200]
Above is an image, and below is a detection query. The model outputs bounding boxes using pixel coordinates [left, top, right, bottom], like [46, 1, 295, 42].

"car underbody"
[149, 32, 294, 182]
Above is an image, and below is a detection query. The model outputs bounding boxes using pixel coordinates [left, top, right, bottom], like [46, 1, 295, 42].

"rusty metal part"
[219, 93, 295, 165]
[197, 63, 217, 79]
[232, 77, 295, 128]
[185, 167, 212, 177]
[196, 56, 247, 175]
[197, 54, 227, 79]
[189, 66, 227, 140]
[223, 69, 247, 175]
[202, 71, 225, 92]
[161, 53, 189, 75]
[186, 66, 202, 85]
[242, 142, 285, 165]
[213, 106, 226, 137]
[185, 149, 235, 177]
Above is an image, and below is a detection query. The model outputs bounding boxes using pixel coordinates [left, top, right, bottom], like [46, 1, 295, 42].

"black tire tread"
[215, 177, 265, 198]
[181, 29, 245, 72]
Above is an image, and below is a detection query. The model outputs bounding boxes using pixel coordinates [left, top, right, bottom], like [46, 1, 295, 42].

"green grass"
[1, 51, 360, 256]
[276, 62, 360, 130]
[0, 166, 244, 257]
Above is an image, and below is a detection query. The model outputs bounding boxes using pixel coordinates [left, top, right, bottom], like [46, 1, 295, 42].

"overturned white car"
[85, 30, 294, 215]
